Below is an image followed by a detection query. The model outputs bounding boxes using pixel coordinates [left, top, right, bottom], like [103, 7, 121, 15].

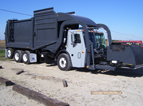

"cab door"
[66, 30, 86, 67]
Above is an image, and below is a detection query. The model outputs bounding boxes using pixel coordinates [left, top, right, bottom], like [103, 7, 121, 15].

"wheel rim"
[59, 57, 66, 68]
[15, 53, 19, 61]
[7, 50, 11, 57]
[23, 54, 28, 62]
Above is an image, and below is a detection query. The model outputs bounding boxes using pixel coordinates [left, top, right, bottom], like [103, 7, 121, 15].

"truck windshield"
[88, 32, 106, 49]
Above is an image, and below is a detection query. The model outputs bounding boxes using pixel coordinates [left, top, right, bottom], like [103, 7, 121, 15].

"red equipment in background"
[117, 40, 143, 48]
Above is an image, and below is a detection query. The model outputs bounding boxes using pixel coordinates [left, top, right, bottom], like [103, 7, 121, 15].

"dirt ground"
[0, 60, 143, 106]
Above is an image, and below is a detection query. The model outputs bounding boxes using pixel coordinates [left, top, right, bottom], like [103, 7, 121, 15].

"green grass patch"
[0, 49, 8, 61]
[0, 49, 5, 57]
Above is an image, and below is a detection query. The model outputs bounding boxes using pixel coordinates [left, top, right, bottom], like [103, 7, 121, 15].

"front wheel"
[57, 53, 72, 71]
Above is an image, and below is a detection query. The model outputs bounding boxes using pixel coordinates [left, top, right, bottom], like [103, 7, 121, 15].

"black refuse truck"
[5, 7, 143, 71]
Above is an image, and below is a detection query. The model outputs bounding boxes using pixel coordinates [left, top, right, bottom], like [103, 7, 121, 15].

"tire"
[22, 51, 30, 64]
[7, 48, 14, 59]
[57, 53, 72, 71]
[14, 50, 23, 62]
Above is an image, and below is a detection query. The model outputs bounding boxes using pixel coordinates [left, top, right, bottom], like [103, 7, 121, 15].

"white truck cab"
[66, 29, 86, 68]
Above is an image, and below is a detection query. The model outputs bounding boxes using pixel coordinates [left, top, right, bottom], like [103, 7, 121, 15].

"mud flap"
[29, 53, 37, 63]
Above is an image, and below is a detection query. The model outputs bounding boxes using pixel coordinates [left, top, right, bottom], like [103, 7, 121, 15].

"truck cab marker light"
[27, 47, 29, 49]
[87, 66, 89, 68]
[82, 51, 84, 53]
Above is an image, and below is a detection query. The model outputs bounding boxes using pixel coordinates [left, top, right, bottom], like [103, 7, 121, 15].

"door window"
[71, 34, 81, 43]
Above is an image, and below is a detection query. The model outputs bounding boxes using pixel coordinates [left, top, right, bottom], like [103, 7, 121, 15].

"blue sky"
[0, 0, 143, 41]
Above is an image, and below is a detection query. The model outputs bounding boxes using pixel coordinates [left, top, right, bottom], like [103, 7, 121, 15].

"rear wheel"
[22, 51, 30, 64]
[57, 53, 71, 71]
[14, 50, 23, 62]
[7, 48, 14, 59]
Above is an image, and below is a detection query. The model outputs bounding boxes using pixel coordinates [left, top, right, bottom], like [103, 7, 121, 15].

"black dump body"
[5, 8, 58, 52]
